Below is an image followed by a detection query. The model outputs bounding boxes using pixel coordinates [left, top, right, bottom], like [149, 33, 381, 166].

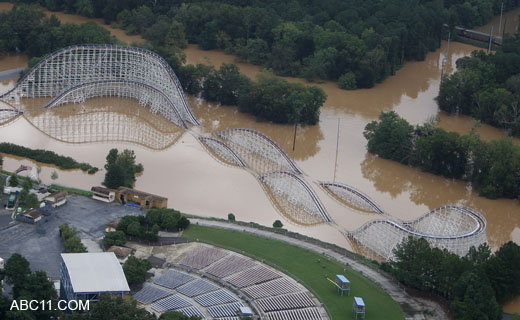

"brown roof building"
[116, 187, 167, 209]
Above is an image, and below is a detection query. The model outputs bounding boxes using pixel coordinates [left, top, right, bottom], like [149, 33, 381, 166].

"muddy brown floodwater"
[0, 4, 519, 312]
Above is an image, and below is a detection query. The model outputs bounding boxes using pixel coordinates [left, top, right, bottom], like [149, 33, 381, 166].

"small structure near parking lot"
[45, 191, 68, 208]
[91, 187, 115, 203]
[116, 187, 167, 209]
[16, 208, 44, 224]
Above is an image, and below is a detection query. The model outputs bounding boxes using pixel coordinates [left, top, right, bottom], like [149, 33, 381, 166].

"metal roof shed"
[61, 252, 130, 302]
[353, 296, 366, 319]
[335, 274, 351, 296]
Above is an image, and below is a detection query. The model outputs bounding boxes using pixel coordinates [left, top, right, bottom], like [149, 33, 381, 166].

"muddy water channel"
[0, 5, 520, 312]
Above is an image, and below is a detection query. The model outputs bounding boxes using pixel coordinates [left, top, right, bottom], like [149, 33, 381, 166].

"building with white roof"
[60, 252, 130, 302]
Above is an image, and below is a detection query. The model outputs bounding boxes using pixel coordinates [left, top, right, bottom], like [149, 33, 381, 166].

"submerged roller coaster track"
[0, 45, 488, 260]
[319, 182, 487, 260]
[0, 44, 199, 126]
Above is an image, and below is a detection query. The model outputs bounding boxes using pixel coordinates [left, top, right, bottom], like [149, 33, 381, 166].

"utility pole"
[292, 122, 297, 151]
[488, 26, 494, 54]
[499, 2, 504, 37]
[440, 32, 451, 85]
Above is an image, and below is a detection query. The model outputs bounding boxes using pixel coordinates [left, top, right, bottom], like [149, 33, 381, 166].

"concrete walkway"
[191, 219, 448, 320]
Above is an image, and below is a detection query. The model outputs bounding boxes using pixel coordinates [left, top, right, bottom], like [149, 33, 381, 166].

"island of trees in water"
[364, 111, 520, 199]
[438, 33, 520, 137]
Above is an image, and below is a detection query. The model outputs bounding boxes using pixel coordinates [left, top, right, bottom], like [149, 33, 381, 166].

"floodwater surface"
[0, 4, 519, 312]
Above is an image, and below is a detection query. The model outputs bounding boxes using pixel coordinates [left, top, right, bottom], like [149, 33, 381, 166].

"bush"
[104, 231, 127, 247]
[273, 220, 283, 228]
[227, 213, 235, 222]
[59, 223, 87, 253]
[9, 174, 18, 187]
[338, 72, 357, 90]
[123, 256, 152, 285]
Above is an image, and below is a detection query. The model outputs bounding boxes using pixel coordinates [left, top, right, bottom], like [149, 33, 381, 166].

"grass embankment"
[183, 225, 403, 320]
[50, 184, 92, 197]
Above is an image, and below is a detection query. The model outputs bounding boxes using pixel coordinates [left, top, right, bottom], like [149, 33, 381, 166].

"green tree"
[123, 256, 152, 285]
[485, 241, 520, 302]
[4, 253, 31, 290]
[166, 20, 188, 49]
[273, 220, 283, 228]
[363, 111, 414, 163]
[63, 236, 87, 253]
[227, 213, 235, 222]
[103, 149, 143, 189]
[338, 72, 357, 90]
[104, 231, 127, 247]
[451, 270, 502, 320]
[61, 294, 156, 320]
[9, 174, 18, 187]
[126, 222, 142, 237]
[160, 311, 202, 320]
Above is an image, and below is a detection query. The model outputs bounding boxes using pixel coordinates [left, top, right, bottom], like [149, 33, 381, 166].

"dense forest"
[384, 238, 520, 320]
[364, 111, 520, 199]
[438, 33, 520, 137]
[17, 0, 514, 89]
[0, 4, 325, 124]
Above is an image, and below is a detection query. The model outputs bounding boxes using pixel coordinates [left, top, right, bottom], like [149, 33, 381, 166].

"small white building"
[91, 187, 115, 203]
[45, 191, 67, 208]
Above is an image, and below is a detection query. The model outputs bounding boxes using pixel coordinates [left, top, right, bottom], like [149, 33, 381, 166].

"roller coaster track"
[216, 128, 302, 174]
[345, 205, 487, 260]
[259, 171, 331, 223]
[198, 136, 248, 167]
[41, 79, 187, 129]
[0, 44, 199, 126]
[319, 182, 386, 215]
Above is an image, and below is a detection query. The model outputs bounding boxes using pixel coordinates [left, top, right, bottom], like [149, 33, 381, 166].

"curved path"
[190, 218, 448, 320]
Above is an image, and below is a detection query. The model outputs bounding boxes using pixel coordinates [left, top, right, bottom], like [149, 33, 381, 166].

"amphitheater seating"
[133, 285, 172, 304]
[225, 266, 281, 288]
[176, 278, 220, 297]
[256, 292, 315, 312]
[265, 307, 322, 320]
[176, 306, 205, 318]
[207, 302, 244, 318]
[179, 246, 228, 269]
[205, 254, 255, 278]
[154, 269, 195, 289]
[195, 289, 239, 307]
[151, 294, 192, 312]
[242, 278, 300, 299]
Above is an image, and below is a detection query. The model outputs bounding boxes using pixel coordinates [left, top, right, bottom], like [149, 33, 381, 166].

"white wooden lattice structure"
[1, 44, 199, 127]
[347, 205, 487, 260]
[215, 128, 302, 174]
[259, 171, 331, 225]
[319, 182, 386, 215]
[24, 103, 184, 150]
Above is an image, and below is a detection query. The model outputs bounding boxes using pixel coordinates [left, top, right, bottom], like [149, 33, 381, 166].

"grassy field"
[183, 225, 403, 320]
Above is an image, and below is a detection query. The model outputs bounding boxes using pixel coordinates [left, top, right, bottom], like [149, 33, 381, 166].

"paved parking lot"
[0, 195, 145, 279]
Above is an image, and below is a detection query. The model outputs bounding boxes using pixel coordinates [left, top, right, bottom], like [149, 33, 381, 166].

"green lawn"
[183, 225, 403, 320]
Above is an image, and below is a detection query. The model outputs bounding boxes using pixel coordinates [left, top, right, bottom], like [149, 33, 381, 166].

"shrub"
[273, 220, 283, 228]
[338, 72, 357, 90]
